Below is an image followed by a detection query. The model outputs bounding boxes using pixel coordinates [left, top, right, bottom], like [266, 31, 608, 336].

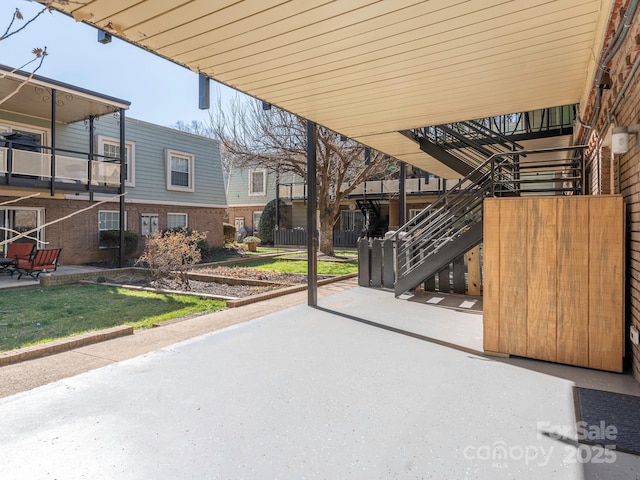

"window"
[0, 123, 47, 146]
[340, 210, 364, 231]
[0, 208, 44, 256]
[167, 213, 188, 230]
[252, 211, 263, 231]
[234, 217, 245, 231]
[409, 209, 423, 220]
[97, 135, 135, 186]
[0, 123, 48, 175]
[166, 149, 194, 192]
[98, 210, 126, 248]
[249, 169, 266, 196]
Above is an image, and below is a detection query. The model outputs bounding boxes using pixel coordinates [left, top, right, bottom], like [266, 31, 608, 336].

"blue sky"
[1, 1, 241, 128]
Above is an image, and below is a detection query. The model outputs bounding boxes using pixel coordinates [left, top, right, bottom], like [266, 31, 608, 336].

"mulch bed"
[98, 273, 280, 298]
[194, 266, 333, 284]
[94, 264, 336, 299]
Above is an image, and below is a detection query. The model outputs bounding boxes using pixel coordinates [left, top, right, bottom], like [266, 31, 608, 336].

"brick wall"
[589, 146, 612, 195]
[1, 196, 225, 265]
[582, 4, 640, 383]
[228, 206, 263, 232]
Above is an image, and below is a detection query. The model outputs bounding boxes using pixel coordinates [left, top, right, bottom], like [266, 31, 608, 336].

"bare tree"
[170, 120, 235, 176]
[172, 120, 213, 138]
[0, 4, 56, 105]
[208, 96, 392, 256]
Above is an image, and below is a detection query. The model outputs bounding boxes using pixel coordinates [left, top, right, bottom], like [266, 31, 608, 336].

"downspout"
[597, 53, 640, 193]
[578, 0, 639, 144]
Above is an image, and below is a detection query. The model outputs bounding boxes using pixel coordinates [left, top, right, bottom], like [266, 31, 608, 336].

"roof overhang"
[38, 0, 614, 176]
[0, 64, 130, 125]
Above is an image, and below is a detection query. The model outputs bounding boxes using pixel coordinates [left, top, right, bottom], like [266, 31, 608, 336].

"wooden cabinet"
[483, 196, 624, 372]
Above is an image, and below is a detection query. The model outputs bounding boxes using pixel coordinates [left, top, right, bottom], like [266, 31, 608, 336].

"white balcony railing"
[278, 176, 459, 199]
[0, 147, 121, 187]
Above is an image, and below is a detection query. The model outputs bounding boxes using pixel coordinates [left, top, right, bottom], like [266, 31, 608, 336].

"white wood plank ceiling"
[41, 0, 613, 178]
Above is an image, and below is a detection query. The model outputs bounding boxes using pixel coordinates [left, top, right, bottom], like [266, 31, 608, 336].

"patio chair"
[0, 243, 35, 275]
[14, 248, 62, 280]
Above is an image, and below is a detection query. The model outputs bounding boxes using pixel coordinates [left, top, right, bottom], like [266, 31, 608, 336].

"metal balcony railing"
[277, 176, 473, 200]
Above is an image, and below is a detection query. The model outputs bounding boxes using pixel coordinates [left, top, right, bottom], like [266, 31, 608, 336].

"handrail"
[0, 144, 122, 191]
[1, 141, 122, 163]
[392, 145, 588, 286]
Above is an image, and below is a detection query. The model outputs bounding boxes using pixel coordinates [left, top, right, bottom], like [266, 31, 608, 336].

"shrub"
[163, 227, 209, 256]
[243, 236, 261, 244]
[257, 198, 285, 244]
[223, 223, 236, 244]
[136, 229, 206, 289]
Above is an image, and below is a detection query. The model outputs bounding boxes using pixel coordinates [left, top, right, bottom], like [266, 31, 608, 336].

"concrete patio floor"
[1, 286, 639, 479]
[0, 264, 107, 289]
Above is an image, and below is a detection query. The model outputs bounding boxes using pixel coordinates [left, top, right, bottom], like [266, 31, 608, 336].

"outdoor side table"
[0, 257, 17, 274]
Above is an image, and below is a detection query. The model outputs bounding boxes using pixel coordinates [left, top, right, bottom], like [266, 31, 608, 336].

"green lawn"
[224, 257, 358, 275]
[0, 284, 225, 352]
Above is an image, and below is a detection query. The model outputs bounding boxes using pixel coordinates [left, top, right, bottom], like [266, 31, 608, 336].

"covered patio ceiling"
[41, 0, 613, 178]
[0, 65, 130, 124]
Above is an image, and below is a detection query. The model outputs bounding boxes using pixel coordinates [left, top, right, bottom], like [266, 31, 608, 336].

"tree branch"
[0, 193, 127, 247]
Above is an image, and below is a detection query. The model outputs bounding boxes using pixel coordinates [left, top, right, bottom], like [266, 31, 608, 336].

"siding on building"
[226, 164, 301, 232]
[59, 116, 227, 207]
[225, 166, 298, 206]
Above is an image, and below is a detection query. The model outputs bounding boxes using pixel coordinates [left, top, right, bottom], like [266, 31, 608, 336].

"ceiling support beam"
[399, 130, 478, 180]
[307, 121, 318, 307]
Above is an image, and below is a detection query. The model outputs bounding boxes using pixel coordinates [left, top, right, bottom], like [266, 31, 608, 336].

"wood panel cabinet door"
[483, 196, 624, 372]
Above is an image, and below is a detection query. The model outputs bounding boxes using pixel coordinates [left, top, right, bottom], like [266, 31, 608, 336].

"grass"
[0, 284, 225, 352]
[224, 257, 358, 275]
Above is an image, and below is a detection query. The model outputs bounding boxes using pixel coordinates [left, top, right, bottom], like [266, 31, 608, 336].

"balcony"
[0, 145, 121, 194]
[278, 176, 473, 200]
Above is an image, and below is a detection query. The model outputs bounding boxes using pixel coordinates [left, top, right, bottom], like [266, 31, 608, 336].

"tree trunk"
[318, 209, 335, 256]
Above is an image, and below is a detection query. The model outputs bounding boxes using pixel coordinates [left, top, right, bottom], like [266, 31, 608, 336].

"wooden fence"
[358, 237, 482, 296]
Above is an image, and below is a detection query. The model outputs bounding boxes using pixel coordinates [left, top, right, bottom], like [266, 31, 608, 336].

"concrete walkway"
[1, 283, 639, 479]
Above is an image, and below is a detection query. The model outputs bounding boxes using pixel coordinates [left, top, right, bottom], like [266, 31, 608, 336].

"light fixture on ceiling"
[599, 69, 612, 90]
[199, 73, 210, 110]
[97, 30, 112, 44]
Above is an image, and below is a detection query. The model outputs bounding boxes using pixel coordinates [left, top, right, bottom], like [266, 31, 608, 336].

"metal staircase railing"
[391, 145, 587, 296]
[410, 119, 526, 172]
[356, 198, 386, 238]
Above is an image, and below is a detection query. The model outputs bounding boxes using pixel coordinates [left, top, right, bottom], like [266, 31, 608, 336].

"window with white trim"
[166, 149, 194, 192]
[167, 213, 188, 230]
[0, 123, 47, 174]
[0, 123, 48, 146]
[98, 210, 127, 248]
[249, 169, 266, 196]
[97, 135, 135, 186]
[0, 208, 44, 256]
